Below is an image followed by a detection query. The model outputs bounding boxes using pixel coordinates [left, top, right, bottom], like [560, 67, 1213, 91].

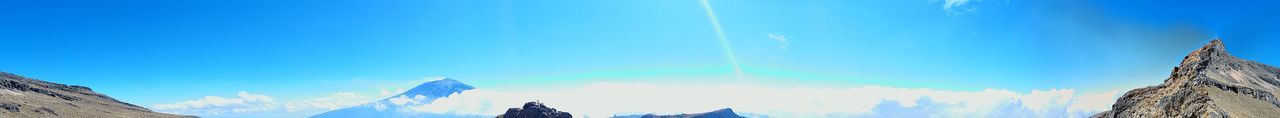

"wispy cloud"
[941, 0, 980, 16]
[768, 33, 790, 50]
[408, 82, 1122, 118]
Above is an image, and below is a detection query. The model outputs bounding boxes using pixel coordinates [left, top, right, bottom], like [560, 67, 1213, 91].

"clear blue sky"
[2, 0, 1279, 117]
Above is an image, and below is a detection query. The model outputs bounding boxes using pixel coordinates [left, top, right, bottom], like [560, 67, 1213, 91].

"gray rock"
[497, 102, 572, 118]
[1094, 39, 1280, 118]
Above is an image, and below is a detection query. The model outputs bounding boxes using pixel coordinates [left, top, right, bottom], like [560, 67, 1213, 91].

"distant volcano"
[310, 78, 478, 118]
[0, 72, 193, 118]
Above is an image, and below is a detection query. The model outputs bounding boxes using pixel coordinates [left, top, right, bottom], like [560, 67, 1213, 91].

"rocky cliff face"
[0, 72, 193, 118]
[497, 102, 572, 118]
[1093, 39, 1280, 118]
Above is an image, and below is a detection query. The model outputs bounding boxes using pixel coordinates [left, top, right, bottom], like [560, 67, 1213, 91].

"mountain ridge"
[0, 71, 194, 118]
[611, 108, 746, 118]
[1093, 39, 1280, 118]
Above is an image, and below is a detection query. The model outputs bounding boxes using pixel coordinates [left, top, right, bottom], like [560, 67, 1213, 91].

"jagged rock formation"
[0, 72, 194, 118]
[1093, 39, 1280, 118]
[610, 108, 746, 118]
[310, 78, 479, 118]
[497, 102, 572, 118]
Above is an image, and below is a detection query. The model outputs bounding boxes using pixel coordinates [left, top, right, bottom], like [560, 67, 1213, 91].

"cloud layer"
[409, 82, 1121, 118]
[154, 83, 1122, 118]
[153, 91, 280, 115]
[153, 91, 374, 116]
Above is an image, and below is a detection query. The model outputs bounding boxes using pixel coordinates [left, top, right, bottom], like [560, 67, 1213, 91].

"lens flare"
[699, 0, 746, 84]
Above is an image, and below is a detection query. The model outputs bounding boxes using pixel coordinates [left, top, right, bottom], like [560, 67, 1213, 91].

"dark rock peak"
[1094, 39, 1280, 118]
[498, 102, 572, 118]
[1179, 39, 1228, 65]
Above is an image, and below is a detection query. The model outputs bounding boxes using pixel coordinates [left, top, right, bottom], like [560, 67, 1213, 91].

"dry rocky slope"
[0, 72, 193, 118]
[1093, 39, 1280, 118]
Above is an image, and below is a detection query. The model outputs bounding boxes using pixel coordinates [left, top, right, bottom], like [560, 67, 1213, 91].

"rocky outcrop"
[0, 71, 194, 118]
[611, 108, 746, 118]
[497, 102, 572, 118]
[1093, 39, 1280, 118]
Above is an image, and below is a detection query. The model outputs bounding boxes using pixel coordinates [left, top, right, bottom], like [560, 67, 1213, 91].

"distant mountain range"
[0, 72, 193, 118]
[311, 78, 752, 118]
[611, 108, 746, 118]
[1093, 39, 1280, 117]
[310, 78, 481, 118]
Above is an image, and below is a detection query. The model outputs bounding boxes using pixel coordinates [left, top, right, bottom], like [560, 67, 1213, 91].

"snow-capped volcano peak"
[396, 78, 474, 99]
[310, 78, 477, 118]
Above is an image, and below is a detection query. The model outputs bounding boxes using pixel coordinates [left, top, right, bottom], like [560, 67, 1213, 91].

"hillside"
[0, 72, 193, 118]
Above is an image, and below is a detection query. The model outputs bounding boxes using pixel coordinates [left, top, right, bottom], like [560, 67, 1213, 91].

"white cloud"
[943, 0, 973, 10]
[388, 94, 428, 106]
[282, 92, 370, 112]
[153, 91, 279, 115]
[767, 33, 789, 50]
[1067, 90, 1122, 117]
[373, 102, 389, 111]
[411, 82, 1122, 118]
[1018, 89, 1075, 116]
[155, 91, 379, 116]
[153, 76, 440, 116]
[380, 89, 394, 96]
[941, 0, 980, 16]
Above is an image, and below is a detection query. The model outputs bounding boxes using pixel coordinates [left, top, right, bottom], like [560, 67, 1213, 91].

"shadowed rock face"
[1094, 39, 1280, 118]
[611, 108, 746, 118]
[497, 102, 572, 118]
[0, 72, 194, 118]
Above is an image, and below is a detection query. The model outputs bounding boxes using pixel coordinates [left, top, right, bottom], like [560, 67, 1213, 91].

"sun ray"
[698, 0, 746, 84]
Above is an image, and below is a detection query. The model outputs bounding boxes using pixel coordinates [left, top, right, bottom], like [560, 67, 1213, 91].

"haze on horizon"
[2, 0, 1280, 117]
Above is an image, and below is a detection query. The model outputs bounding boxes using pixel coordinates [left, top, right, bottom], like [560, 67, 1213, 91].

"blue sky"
[2, 0, 1280, 117]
